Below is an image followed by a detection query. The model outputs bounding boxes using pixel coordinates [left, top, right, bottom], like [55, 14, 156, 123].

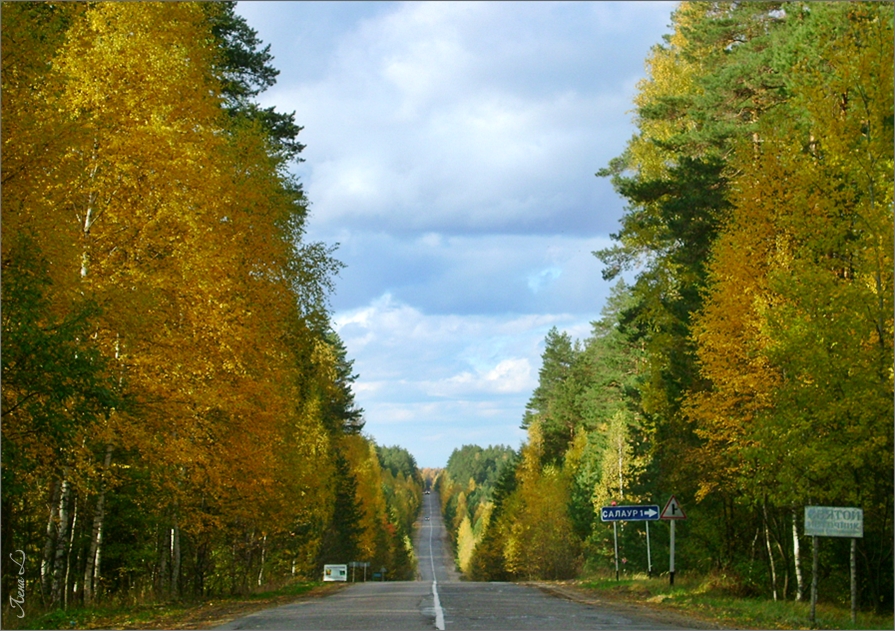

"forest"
[436, 445, 515, 575]
[1, 2, 422, 623]
[441, 1, 894, 613]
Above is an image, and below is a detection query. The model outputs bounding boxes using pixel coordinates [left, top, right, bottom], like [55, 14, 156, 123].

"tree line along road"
[216, 491, 709, 630]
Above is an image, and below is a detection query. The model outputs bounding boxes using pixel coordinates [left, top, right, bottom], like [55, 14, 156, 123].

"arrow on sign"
[660, 495, 687, 520]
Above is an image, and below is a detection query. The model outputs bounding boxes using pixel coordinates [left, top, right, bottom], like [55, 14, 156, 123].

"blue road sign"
[600, 505, 660, 522]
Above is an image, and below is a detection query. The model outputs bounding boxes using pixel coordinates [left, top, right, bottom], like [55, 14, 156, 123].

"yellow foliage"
[628, 1, 712, 179]
[457, 515, 476, 574]
[1, 1, 359, 593]
[502, 466, 579, 580]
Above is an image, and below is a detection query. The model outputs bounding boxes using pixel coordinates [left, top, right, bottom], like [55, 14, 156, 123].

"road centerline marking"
[429, 499, 445, 630]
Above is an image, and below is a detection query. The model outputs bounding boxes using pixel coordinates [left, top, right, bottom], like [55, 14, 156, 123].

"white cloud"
[359, 399, 528, 466]
[427, 357, 535, 397]
[255, 1, 673, 237]
[234, 1, 678, 466]
[334, 293, 594, 466]
[482, 358, 534, 393]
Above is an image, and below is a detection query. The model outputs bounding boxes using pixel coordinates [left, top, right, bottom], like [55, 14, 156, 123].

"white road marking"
[429, 498, 446, 630]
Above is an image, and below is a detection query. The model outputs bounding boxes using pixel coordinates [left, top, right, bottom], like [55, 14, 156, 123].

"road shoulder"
[527, 581, 725, 630]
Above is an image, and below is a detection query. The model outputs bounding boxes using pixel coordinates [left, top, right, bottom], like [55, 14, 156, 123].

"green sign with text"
[804, 506, 863, 538]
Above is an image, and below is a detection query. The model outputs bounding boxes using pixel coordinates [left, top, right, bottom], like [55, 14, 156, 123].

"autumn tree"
[688, 1, 893, 605]
[1, 2, 390, 618]
[499, 425, 580, 580]
[590, 0, 892, 606]
[377, 445, 423, 536]
[467, 454, 518, 581]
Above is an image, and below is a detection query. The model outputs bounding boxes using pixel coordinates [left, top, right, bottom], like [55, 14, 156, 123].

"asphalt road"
[217, 492, 699, 630]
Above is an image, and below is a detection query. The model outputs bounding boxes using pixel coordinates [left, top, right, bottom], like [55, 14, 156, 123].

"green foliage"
[503, 465, 580, 580]
[376, 444, 423, 579]
[437, 445, 515, 575]
[444, 445, 516, 487]
[203, 1, 305, 162]
[322, 332, 365, 435]
[459, 451, 523, 581]
[597, 0, 893, 613]
[443, 444, 515, 524]
[377, 445, 420, 482]
[1, 235, 117, 456]
[522, 328, 581, 464]
[462, 280, 650, 581]
[317, 450, 363, 567]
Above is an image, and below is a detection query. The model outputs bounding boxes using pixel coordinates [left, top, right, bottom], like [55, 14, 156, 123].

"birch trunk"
[83, 444, 113, 605]
[51, 478, 72, 607]
[770, 512, 790, 600]
[78, 143, 109, 606]
[41, 479, 62, 601]
[257, 534, 267, 587]
[92, 519, 105, 602]
[63, 496, 79, 609]
[763, 502, 778, 601]
[792, 506, 804, 601]
[78, 139, 101, 271]
[172, 523, 181, 598]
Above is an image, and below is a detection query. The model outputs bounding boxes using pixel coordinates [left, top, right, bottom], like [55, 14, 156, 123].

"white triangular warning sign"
[660, 495, 687, 520]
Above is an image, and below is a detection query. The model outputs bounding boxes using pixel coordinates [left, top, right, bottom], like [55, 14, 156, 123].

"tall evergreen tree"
[317, 450, 363, 567]
[522, 328, 582, 464]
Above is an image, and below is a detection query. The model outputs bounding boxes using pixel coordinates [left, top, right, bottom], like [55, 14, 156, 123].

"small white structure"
[323, 564, 348, 582]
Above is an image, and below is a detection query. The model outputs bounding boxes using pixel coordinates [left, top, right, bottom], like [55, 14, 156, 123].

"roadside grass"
[8, 580, 341, 630]
[575, 574, 894, 630]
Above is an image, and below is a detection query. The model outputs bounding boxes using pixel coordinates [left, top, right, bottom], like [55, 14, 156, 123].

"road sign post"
[669, 521, 675, 585]
[646, 521, 652, 578]
[850, 538, 856, 625]
[804, 506, 863, 626]
[660, 496, 686, 586]
[613, 522, 620, 581]
[349, 561, 370, 582]
[601, 504, 660, 580]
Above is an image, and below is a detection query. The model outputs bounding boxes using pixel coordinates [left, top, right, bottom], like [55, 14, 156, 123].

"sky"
[234, 1, 678, 468]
